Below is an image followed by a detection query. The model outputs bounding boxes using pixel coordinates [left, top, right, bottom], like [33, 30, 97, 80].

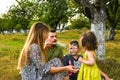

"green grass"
[0, 30, 120, 80]
[0, 34, 25, 80]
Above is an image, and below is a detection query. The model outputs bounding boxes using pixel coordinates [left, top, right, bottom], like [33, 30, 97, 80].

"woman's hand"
[65, 66, 79, 73]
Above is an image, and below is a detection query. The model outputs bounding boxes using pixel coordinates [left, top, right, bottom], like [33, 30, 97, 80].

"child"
[62, 40, 82, 80]
[77, 31, 101, 80]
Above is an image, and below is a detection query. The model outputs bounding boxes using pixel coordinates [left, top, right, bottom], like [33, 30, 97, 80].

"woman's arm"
[49, 58, 79, 74]
[50, 66, 75, 73]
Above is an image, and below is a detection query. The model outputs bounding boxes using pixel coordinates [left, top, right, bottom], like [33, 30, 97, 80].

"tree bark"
[91, 22, 105, 61]
[74, 0, 106, 60]
[107, 27, 115, 41]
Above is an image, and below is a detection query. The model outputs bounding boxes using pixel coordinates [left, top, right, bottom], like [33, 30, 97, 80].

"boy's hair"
[70, 40, 79, 48]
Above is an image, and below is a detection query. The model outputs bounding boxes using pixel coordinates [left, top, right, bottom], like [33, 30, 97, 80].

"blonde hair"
[17, 22, 49, 70]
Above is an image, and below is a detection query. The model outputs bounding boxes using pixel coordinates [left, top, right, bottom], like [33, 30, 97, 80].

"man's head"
[45, 29, 57, 46]
[69, 40, 80, 56]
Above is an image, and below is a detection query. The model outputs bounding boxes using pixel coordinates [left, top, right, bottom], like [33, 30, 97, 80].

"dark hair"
[50, 29, 56, 32]
[81, 31, 98, 50]
[70, 40, 79, 48]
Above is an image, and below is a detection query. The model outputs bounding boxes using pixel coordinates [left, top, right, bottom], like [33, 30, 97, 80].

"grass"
[0, 34, 25, 80]
[0, 30, 120, 80]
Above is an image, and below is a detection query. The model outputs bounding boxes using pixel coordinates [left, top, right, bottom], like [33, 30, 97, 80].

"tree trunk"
[107, 27, 115, 41]
[0, 28, 5, 35]
[91, 1, 106, 61]
[58, 23, 65, 33]
[24, 29, 28, 36]
[91, 22, 105, 61]
[74, 0, 106, 60]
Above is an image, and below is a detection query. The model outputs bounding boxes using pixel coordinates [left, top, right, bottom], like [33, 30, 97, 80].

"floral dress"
[20, 43, 67, 80]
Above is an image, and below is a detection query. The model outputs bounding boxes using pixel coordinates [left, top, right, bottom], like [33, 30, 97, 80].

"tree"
[47, 0, 68, 30]
[67, 0, 82, 21]
[69, 15, 90, 29]
[0, 18, 7, 34]
[74, 0, 106, 60]
[106, 0, 120, 40]
[3, 13, 17, 33]
[36, 0, 68, 30]
[0, 15, 16, 34]
[8, 0, 36, 35]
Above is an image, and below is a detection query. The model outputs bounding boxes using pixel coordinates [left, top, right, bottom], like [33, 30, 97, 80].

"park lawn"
[0, 30, 120, 80]
[0, 34, 25, 80]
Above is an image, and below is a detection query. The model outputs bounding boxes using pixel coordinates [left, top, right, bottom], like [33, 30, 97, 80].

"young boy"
[62, 40, 82, 80]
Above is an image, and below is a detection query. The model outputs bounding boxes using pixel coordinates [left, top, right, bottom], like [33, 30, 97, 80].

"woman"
[17, 22, 76, 80]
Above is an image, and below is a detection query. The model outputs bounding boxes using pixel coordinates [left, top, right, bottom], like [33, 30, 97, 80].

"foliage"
[15, 24, 22, 32]
[36, 0, 68, 30]
[6, 0, 38, 34]
[116, 23, 120, 30]
[0, 0, 120, 35]
[106, 0, 120, 28]
[67, 0, 82, 19]
[0, 18, 9, 32]
[68, 15, 90, 29]
[105, 0, 120, 40]
[0, 16, 17, 34]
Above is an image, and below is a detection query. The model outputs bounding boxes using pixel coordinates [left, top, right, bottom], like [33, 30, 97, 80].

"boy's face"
[69, 44, 79, 56]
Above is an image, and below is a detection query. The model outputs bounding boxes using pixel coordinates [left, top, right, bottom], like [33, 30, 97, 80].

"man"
[44, 29, 70, 80]
[44, 29, 63, 61]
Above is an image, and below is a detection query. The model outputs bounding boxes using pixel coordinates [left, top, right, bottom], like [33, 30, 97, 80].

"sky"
[0, 0, 16, 15]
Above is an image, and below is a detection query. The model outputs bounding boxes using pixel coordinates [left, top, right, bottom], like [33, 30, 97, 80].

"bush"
[68, 17, 90, 29]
